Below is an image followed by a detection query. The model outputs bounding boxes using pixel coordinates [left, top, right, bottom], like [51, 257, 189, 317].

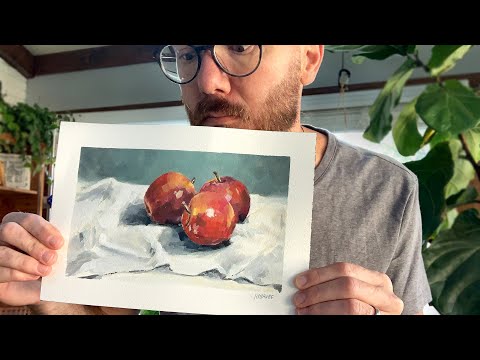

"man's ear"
[301, 45, 324, 86]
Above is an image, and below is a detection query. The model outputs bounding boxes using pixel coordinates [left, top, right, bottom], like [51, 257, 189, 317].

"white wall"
[314, 45, 480, 91]
[27, 62, 181, 112]
[0, 58, 27, 104]
[73, 105, 188, 125]
[26, 45, 480, 112]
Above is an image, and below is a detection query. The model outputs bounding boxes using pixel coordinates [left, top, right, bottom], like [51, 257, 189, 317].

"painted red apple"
[181, 191, 236, 246]
[200, 171, 250, 222]
[144, 171, 196, 225]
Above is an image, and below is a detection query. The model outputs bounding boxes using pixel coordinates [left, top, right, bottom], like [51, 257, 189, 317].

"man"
[0, 45, 431, 315]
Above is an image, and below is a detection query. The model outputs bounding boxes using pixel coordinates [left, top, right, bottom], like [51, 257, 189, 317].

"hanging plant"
[0, 94, 75, 176]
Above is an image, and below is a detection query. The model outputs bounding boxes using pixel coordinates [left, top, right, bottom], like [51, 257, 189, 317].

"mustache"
[189, 97, 247, 126]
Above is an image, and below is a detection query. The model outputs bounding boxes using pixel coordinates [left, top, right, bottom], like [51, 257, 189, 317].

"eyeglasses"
[154, 45, 263, 85]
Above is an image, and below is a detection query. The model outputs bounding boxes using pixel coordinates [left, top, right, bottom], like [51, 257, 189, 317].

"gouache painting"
[66, 148, 290, 293]
[41, 123, 315, 314]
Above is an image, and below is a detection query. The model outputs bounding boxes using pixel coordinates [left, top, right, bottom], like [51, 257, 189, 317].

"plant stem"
[408, 53, 430, 73]
[213, 171, 222, 183]
[182, 201, 191, 214]
[459, 133, 480, 179]
[450, 200, 480, 210]
[421, 127, 436, 147]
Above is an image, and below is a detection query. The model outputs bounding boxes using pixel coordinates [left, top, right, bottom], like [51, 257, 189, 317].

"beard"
[185, 58, 302, 132]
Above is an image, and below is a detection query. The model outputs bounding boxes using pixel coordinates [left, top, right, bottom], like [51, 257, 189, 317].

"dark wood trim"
[0, 45, 34, 78]
[469, 76, 480, 90]
[57, 72, 480, 114]
[35, 45, 164, 76]
[56, 100, 184, 114]
[303, 72, 480, 96]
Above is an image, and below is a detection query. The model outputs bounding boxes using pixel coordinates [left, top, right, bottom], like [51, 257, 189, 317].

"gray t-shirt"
[307, 125, 432, 314]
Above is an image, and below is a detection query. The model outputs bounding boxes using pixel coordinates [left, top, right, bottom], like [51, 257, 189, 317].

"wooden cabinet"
[0, 167, 48, 220]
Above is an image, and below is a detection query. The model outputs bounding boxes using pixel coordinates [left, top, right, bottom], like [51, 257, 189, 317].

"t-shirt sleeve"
[386, 178, 432, 315]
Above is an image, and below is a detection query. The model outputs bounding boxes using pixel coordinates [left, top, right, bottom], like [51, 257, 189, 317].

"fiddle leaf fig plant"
[326, 45, 480, 314]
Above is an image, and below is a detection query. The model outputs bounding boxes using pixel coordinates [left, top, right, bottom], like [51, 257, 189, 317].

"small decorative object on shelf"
[0, 153, 31, 190]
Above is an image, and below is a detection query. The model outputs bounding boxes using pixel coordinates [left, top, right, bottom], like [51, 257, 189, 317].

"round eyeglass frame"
[154, 45, 263, 85]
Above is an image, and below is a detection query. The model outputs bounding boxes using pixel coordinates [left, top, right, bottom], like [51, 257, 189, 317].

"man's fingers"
[0, 280, 41, 306]
[294, 276, 403, 313]
[296, 299, 375, 315]
[0, 221, 58, 266]
[0, 267, 41, 283]
[295, 262, 392, 291]
[2, 212, 64, 250]
[0, 246, 52, 277]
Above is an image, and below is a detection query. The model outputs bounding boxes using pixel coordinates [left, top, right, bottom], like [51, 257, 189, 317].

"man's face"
[180, 46, 303, 132]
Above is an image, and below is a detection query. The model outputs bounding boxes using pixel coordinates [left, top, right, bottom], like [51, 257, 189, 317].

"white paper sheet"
[41, 122, 316, 315]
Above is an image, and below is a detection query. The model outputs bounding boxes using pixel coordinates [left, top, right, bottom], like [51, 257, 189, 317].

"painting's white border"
[41, 122, 316, 315]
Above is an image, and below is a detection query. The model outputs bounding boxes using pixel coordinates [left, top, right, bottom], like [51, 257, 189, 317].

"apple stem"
[191, 177, 196, 185]
[182, 201, 191, 214]
[213, 171, 222, 183]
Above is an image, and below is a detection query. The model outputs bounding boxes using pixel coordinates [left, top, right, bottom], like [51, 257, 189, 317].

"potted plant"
[0, 90, 75, 190]
[326, 45, 480, 314]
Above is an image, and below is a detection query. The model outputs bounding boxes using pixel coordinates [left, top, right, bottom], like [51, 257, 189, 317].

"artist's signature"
[254, 293, 274, 300]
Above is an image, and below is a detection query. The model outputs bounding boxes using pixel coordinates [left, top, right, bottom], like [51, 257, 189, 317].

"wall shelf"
[0, 165, 47, 219]
[0, 186, 38, 196]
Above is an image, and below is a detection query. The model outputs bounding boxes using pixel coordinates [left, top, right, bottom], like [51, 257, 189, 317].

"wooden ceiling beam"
[0, 45, 35, 78]
[34, 45, 163, 76]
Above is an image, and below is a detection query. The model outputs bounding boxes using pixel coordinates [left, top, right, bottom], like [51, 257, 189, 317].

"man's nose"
[195, 50, 231, 96]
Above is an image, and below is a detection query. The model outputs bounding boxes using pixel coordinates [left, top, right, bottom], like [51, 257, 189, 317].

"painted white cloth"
[66, 178, 286, 289]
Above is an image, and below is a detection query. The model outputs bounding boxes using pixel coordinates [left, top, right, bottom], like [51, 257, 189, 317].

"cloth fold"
[67, 178, 287, 289]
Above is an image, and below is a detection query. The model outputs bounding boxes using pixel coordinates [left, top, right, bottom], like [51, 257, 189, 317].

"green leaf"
[463, 125, 480, 163]
[423, 209, 480, 314]
[326, 45, 417, 63]
[428, 45, 472, 77]
[324, 45, 366, 52]
[351, 55, 367, 65]
[0, 99, 75, 168]
[429, 132, 452, 149]
[406, 45, 417, 54]
[405, 142, 454, 239]
[392, 98, 423, 156]
[447, 186, 479, 208]
[445, 140, 476, 199]
[352, 45, 415, 63]
[139, 309, 160, 315]
[416, 80, 480, 136]
[363, 58, 416, 143]
[430, 208, 459, 242]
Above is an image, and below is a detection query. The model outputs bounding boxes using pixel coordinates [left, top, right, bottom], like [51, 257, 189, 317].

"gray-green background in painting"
[78, 147, 290, 196]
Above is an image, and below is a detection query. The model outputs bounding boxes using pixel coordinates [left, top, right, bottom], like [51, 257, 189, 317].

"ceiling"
[0, 45, 158, 78]
[23, 45, 106, 56]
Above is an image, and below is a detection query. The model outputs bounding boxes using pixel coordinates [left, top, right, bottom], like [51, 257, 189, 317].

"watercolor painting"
[41, 123, 315, 314]
[65, 147, 290, 293]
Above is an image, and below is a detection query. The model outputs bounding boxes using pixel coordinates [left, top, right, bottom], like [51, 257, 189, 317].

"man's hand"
[0, 212, 64, 307]
[0, 212, 138, 315]
[293, 262, 404, 315]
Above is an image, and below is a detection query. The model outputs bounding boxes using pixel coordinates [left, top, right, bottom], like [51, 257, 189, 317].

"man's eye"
[179, 52, 196, 62]
[228, 45, 254, 54]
